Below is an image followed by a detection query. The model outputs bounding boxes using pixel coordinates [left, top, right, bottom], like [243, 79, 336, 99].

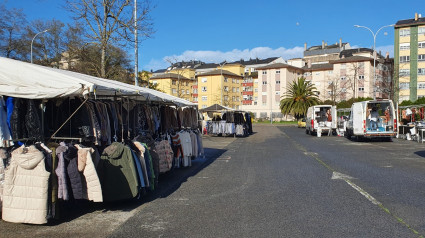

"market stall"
[0, 57, 203, 224]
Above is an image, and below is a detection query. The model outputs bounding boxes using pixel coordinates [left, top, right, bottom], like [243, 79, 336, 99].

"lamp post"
[354, 24, 394, 100]
[31, 29, 49, 64]
[219, 61, 227, 105]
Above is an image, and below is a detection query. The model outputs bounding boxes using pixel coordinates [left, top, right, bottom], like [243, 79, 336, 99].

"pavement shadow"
[46, 147, 227, 225]
[414, 151, 425, 158]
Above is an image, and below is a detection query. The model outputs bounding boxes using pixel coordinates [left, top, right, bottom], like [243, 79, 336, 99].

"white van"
[305, 105, 337, 136]
[345, 99, 397, 140]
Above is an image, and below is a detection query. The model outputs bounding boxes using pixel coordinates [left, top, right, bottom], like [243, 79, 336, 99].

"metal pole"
[134, 0, 139, 86]
[31, 29, 49, 64]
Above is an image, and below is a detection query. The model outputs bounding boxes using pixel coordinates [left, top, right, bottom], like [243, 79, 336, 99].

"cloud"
[143, 46, 305, 71]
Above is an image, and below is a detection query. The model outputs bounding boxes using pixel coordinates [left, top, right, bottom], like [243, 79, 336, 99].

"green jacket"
[100, 142, 139, 201]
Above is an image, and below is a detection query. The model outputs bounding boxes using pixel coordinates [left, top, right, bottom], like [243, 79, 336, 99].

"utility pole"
[134, 0, 138, 86]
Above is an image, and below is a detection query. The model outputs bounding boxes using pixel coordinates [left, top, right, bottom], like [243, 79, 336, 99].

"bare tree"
[0, 7, 27, 59]
[326, 75, 344, 105]
[345, 62, 362, 99]
[65, 0, 154, 78]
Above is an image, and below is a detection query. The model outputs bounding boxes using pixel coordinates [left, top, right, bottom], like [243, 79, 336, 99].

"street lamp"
[354, 24, 394, 100]
[219, 61, 227, 105]
[31, 29, 50, 64]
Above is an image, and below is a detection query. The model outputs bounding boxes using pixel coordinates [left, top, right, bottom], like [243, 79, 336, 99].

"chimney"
[308, 60, 312, 68]
[322, 40, 325, 49]
[415, 13, 419, 21]
[339, 38, 342, 48]
[386, 52, 390, 59]
[304, 42, 307, 51]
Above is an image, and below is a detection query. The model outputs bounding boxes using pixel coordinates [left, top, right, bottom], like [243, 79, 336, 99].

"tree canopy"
[279, 77, 320, 120]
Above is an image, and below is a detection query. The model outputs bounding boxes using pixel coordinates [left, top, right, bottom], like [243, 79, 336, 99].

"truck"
[305, 105, 337, 136]
[345, 99, 397, 140]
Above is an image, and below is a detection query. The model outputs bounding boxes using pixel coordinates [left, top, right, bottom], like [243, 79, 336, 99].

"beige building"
[149, 68, 195, 101]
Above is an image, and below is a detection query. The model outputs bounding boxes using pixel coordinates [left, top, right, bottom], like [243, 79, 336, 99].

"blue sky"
[2, 0, 423, 71]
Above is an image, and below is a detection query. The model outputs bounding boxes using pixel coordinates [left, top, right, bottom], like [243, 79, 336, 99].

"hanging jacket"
[2, 145, 50, 224]
[55, 144, 69, 200]
[76, 145, 103, 202]
[65, 144, 87, 200]
[25, 100, 42, 140]
[9, 98, 27, 140]
[0, 97, 13, 147]
[100, 142, 139, 201]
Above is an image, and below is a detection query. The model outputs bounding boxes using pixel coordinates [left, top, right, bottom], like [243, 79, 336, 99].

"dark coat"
[65, 144, 87, 200]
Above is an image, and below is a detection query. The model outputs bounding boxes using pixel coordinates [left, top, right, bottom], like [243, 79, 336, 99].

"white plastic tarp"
[0, 57, 92, 99]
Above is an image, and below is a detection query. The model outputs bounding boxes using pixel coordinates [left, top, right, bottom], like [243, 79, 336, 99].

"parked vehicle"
[305, 105, 337, 135]
[298, 118, 306, 128]
[345, 99, 397, 140]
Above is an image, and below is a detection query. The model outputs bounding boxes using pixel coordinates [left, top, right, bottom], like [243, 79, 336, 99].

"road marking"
[332, 172, 381, 205]
[279, 129, 424, 237]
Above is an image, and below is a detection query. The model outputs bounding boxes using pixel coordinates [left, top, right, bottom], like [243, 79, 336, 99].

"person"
[384, 107, 390, 124]
[326, 109, 332, 122]
[369, 106, 379, 130]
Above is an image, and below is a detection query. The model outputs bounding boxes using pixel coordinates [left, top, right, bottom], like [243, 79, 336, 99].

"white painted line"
[332, 171, 381, 206]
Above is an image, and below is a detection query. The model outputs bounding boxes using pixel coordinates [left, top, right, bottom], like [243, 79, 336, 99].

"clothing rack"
[49, 137, 83, 143]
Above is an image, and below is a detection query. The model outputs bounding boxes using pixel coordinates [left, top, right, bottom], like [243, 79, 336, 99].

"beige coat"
[76, 145, 103, 202]
[2, 145, 50, 224]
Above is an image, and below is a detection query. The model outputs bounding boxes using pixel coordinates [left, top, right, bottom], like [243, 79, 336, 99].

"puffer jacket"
[100, 142, 139, 201]
[2, 145, 50, 224]
[55, 144, 69, 200]
[65, 144, 87, 200]
[76, 145, 103, 202]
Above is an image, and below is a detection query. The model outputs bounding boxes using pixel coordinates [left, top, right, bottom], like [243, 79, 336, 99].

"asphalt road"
[2, 124, 425, 237]
[108, 125, 425, 238]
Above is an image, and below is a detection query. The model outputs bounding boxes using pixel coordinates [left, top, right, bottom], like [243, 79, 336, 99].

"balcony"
[242, 82, 254, 87]
[192, 85, 198, 88]
[242, 100, 252, 105]
[192, 93, 198, 97]
[242, 91, 253, 95]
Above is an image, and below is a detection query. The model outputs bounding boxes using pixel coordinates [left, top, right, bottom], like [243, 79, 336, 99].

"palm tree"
[280, 77, 320, 120]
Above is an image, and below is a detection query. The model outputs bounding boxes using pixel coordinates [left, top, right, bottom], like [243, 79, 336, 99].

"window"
[419, 54, 425, 61]
[275, 91, 280, 95]
[224, 86, 229, 92]
[316, 72, 320, 76]
[232, 87, 236, 92]
[186, 82, 189, 86]
[201, 86, 207, 92]
[358, 75, 365, 80]
[236, 96, 240, 102]
[232, 96, 236, 102]
[327, 91, 333, 95]
[186, 89, 189, 94]
[202, 96, 207, 101]
[172, 80, 176, 85]
[193, 89, 198, 94]
[236, 88, 240, 92]
[224, 77, 228, 82]
[328, 81, 333, 85]
[419, 68, 425, 75]
[232, 78, 236, 83]
[400, 56, 410, 63]
[400, 43, 410, 50]
[152, 80, 158, 85]
[315, 82, 321, 86]
[341, 88, 347, 92]
[276, 80, 281, 84]
[419, 41, 425, 48]
[193, 97, 198, 102]
[328, 71, 333, 75]
[262, 81, 267, 85]
[399, 69, 410, 76]
[262, 71, 267, 75]
[254, 88, 258, 92]
[181, 89, 185, 95]
[399, 29, 410, 37]
[172, 88, 177, 94]
[202, 105, 207, 109]
[358, 87, 364, 91]
[276, 70, 280, 74]
[224, 96, 229, 101]
[237, 79, 240, 83]
[341, 64, 346, 69]
[340, 76, 346, 80]
[399, 82, 410, 90]
[418, 83, 425, 89]
[201, 77, 207, 83]
[419, 27, 425, 35]
[358, 62, 364, 68]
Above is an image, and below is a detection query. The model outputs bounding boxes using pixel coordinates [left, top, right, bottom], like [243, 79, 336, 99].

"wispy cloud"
[143, 46, 304, 71]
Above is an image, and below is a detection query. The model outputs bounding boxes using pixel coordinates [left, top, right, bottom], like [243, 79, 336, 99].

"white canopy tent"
[0, 57, 196, 107]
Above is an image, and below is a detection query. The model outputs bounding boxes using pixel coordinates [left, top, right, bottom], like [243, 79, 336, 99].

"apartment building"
[394, 13, 425, 103]
[196, 68, 243, 109]
[149, 68, 195, 101]
[242, 63, 303, 120]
